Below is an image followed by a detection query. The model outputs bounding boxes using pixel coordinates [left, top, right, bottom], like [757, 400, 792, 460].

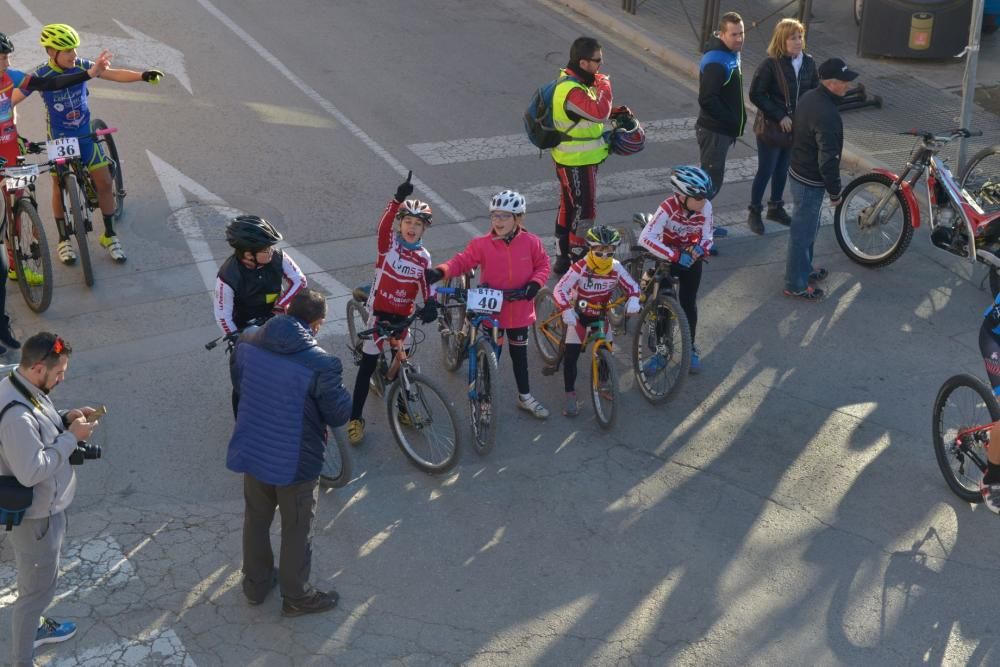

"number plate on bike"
[3, 165, 38, 190]
[467, 288, 503, 313]
[46, 137, 80, 161]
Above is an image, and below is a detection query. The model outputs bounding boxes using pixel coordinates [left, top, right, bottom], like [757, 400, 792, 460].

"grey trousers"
[242, 475, 319, 603]
[696, 126, 737, 199]
[10, 511, 67, 667]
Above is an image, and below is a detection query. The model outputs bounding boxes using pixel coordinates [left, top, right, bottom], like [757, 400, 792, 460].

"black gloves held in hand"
[424, 267, 444, 285]
[394, 180, 415, 203]
[419, 300, 439, 324]
[523, 281, 541, 300]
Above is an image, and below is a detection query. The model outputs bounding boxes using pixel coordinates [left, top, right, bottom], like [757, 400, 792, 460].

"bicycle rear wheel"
[346, 299, 369, 365]
[92, 118, 125, 218]
[11, 198, 53, 312]
[531, 287, 565, 366]
[591, 345, 618, 430]
[632, 294, 691, 404]
[387, 371, 461, 474]
[62, 172, 93, 287]
[932, 374, 999, 503]
[320, 425, 352, 488]
[439, 273, 468, 372]
[470, 338, 498, 456]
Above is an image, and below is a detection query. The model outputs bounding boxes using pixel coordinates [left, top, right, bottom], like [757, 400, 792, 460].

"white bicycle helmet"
[670, 165, 714, 199]
[490, 190, 526, 215]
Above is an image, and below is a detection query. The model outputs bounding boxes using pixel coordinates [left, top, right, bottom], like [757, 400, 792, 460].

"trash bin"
[858, 0, 973, 59]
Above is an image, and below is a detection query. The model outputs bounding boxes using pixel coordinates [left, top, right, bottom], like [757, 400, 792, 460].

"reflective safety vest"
[550, 72, 609, 167]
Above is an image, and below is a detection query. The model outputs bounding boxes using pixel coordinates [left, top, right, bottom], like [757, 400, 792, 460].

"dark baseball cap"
[818, 57, 859, 82]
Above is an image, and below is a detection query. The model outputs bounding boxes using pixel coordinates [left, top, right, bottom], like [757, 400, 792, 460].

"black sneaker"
[552, 255, 571, 275]
[766, 202, 792, 226]
[747, 205, 764, 235]
[0, 321, 20, 350]
[281, 590, 339, 617]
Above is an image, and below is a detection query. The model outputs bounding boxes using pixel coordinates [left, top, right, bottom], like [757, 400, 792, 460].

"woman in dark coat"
[747, 18, 818, 234]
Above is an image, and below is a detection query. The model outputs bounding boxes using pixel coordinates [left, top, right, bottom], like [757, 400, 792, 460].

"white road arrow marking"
[51, 629, 197, 667]
[147, 151, 349, 336]
[6, 0, 194, 94]
[409, 117, 698, 165]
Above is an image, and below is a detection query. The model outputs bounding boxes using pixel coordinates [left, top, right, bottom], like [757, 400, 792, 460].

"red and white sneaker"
[980, 479, 1000, 514]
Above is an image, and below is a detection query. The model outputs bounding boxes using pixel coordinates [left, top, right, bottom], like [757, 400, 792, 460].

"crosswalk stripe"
[464, 156, 759, 210]
[408, 117, 698, 165]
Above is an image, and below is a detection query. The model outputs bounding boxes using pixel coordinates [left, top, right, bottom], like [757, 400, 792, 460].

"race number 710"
[3, 165, 38, 190]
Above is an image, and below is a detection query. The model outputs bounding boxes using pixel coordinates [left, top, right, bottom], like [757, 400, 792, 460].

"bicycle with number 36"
[33, 119, 125, 287]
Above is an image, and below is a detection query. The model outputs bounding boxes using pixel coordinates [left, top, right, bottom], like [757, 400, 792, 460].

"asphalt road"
[0, 1, 998, 665]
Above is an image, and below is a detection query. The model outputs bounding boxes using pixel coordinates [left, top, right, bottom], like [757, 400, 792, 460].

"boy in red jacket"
[426, 190, 551, 418]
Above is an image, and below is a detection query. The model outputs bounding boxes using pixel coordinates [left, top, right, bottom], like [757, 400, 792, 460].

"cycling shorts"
[979, 318, 1000, 396]
[565, 316, 612, 346]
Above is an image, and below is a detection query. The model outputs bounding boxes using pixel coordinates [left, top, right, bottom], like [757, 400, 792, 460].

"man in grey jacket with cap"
[0, 332, 99, 666]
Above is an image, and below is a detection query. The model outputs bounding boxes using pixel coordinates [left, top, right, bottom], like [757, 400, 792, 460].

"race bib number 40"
[3, 165, 38, 190]
[468, 287, 503, 313]
[47, 137, 80, 161]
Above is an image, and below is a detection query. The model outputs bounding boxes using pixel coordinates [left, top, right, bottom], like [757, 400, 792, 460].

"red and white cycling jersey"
[367, 199, 434, 318]
[639, 193, 715, 263]
[553, 258, 640, 318]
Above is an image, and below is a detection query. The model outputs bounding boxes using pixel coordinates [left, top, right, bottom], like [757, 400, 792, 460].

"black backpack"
[523, 74, 580, 150]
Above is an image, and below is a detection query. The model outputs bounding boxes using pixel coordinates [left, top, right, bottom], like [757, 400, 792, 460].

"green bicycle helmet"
[584, 225, 621, 247]
[39, 24, 80, 51]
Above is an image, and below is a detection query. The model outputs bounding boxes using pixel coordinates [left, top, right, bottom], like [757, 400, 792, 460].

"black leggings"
[668, 260, 703, 345]
[563, 343, 582, 393]
[351, 352, 379, 420]
[497, 327, 531, 395]
[980, 319, 1000, 395]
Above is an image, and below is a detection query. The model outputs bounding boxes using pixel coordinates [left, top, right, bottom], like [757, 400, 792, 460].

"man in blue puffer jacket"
[227, 288, 351, 617]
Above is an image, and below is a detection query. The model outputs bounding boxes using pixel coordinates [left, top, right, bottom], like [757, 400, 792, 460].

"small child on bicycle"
[425, 190, 551, 419]
[552, 225, 640, 417]
[347, 175, 439, 445]
[215, 215, 308, 336]
[638, 165, 715, 374]
[13, 23, 164, 264]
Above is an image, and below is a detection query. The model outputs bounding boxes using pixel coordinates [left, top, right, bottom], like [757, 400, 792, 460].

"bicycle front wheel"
[470, 338, 498, 456]
[439, 273, 468, 372]
[387, 371, 461, 474]
[591, 345, 618, 430]
[932, 374, 999, 503]
[62, 172, 93, 287]
[531, 287, 565, 366]
[834, 173, 913, 267]
[320, 425, 352, 488]
[632, 295, 691, 404]
[92, 119, 125, 218]
[11, 198, 53, 312]
[345, 299, 369, 365]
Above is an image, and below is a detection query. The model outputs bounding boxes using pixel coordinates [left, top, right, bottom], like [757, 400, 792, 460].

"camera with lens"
[69, 441, 102, 465]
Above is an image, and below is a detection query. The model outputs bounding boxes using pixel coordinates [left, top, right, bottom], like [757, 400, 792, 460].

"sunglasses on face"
[584, 57, 603, 63]
[590, 250, 615, 258]
[489, 212, 514, 221]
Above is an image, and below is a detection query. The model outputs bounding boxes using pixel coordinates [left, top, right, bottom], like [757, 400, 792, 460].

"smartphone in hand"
[86, 406, 108, 423]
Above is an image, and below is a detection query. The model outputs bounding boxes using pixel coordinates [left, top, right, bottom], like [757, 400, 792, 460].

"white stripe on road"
[465, 157, 759, 210]
[50, 629, 197, 667]
[408, 117, 698, 165]
[193, 0, 467, 224]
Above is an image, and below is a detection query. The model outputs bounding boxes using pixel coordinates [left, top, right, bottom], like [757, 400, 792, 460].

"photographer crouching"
[0, 333, 100, 666]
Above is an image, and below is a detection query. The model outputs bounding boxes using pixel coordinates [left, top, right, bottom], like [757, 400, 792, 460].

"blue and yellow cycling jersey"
[29, 57, 94, 137]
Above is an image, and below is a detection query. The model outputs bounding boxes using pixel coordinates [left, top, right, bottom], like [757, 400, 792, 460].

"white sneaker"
[57, 240, 77, 265]
[99, 235, 126, 263]
[516, 394, 549, 419]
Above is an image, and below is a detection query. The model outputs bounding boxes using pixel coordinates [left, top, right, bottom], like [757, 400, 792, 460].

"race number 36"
[468, 288, 503, 313]
[47, 137, 80, 161]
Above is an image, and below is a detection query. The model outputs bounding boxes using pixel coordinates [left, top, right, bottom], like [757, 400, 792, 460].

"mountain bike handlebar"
[358, 313, 419, 341]
[900, 128, 983, 142]
[23, 127, 119, 156]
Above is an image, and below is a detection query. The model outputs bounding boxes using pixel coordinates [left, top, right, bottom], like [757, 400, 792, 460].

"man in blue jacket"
[227, 288, 351, 616]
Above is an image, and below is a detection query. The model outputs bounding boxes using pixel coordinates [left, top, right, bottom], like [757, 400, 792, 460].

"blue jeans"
[785, 179, 825, 293]
[750, 137, 791, 209]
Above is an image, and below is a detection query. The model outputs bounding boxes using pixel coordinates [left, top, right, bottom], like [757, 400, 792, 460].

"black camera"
[69, 441, 101, 465]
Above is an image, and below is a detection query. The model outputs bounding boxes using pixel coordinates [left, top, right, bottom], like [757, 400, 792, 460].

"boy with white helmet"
[638, 166, 715, 374]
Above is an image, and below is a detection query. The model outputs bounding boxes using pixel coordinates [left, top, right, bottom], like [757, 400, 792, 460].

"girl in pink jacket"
[427, 190, 551, 419]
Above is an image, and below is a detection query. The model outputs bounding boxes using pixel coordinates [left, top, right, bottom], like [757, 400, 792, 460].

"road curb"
[544, 0, 885, 174]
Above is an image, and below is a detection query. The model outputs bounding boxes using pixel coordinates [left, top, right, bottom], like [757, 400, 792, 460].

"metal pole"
[701, 0, 720, 52]
[958, 0, 986, 174]
[798, 0, 813, 30]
